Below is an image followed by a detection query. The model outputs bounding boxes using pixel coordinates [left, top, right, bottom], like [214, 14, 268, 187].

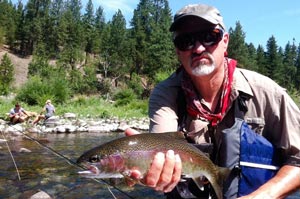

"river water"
[0, 132, 165, 199]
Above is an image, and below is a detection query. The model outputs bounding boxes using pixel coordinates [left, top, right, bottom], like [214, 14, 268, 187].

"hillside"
[0, 46, 32, 89]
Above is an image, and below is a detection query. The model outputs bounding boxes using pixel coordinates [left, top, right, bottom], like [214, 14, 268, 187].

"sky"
[94, 0, 300, 48]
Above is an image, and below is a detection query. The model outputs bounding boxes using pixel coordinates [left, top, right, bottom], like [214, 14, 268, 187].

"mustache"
[191, 52, 211, 59]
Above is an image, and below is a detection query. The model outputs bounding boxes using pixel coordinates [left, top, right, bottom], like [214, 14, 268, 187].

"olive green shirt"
[149, 68, 300, 166]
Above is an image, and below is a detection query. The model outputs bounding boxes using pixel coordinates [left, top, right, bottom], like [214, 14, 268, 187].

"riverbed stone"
[63, 112, 76, 119]
[1, 113, 150, 140]
[19, 147, 32, 153]
[29, 190, 52, 199]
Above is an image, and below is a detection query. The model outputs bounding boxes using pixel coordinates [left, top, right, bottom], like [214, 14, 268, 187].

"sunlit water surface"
[0, 132, 165, 199]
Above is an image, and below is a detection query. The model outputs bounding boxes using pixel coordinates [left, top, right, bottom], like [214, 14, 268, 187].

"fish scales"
[77, 132, 229, 199]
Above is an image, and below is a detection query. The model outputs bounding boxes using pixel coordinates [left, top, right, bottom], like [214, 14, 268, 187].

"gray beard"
[191, 64, 216, 76]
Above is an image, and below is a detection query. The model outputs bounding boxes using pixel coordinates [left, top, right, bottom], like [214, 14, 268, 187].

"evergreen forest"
[0, 0, 300, 106]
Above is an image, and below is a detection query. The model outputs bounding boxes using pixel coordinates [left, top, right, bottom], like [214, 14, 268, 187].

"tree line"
[0, 0, 299, 104]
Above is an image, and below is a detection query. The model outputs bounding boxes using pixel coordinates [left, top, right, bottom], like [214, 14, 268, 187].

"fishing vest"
[166, 92, 281, 199]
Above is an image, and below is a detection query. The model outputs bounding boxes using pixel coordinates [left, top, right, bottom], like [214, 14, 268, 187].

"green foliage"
[28, 55, 53, 78]
[1, 0, 300, 107]
[16, 75, 70, 105]
[97, 78, 113, 97]
[125, 99, 148, 115]
[0, 53, 14, 95]
[154, 70, 172, 84]
[127, 73, 144, 98]
[113, 88, 137, 106]
[0, 27, 4, 46]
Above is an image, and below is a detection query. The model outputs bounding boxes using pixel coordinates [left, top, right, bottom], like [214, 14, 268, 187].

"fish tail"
[217, 166, 231, 185]
[213, 166, 231, 199]
[207, 177, 223, 199]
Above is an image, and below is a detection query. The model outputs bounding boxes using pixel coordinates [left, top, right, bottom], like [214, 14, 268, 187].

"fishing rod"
[6, 123, 136, 199]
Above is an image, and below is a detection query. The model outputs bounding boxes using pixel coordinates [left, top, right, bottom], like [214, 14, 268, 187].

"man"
[9, 103, 29, 124]
[126, 3, 300, 199]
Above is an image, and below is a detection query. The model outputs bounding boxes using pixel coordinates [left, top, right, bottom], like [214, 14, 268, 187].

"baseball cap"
[169, 4, 226, 32]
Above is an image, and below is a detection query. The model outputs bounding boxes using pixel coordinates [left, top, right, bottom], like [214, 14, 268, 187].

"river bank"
[0, 112, 149, 139]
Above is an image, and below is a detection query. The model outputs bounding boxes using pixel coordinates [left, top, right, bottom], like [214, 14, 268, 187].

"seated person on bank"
[9, 103, 29, 124]
[33, 100, 55, 125]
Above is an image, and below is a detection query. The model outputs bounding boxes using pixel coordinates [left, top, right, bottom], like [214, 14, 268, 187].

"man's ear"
[223, 33, 229, 52]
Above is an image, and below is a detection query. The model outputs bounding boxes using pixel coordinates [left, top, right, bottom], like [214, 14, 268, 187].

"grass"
[0, 95, 148, 120]
[1, 91, 299, 121]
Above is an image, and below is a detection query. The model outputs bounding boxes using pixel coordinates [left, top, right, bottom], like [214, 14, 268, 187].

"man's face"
[173, 18, 229, 77]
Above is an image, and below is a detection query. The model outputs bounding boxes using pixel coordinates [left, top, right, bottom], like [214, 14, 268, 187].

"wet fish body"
[77, 132, 229, 199]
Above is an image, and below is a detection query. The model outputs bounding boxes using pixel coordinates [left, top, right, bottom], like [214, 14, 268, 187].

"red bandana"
[181, 58, 237, 126]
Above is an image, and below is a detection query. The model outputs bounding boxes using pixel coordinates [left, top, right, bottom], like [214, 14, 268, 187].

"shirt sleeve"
[277, 92, 300, 166]
[246, 72, 300, 167]
[148, 75, 181, 133]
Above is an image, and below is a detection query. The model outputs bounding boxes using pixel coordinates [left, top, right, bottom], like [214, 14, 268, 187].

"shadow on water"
[0, 132, 165, 199]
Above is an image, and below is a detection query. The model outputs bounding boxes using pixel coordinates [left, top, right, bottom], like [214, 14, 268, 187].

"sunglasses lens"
[173, 34, 195, 51]
[174, 28, 224, 51]
[202, 29, 224, 46]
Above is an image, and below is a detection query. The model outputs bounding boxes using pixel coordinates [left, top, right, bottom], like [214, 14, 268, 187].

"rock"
[1, 114, 150, 137]
[19, 147, 32, 153]
[29, 190, 52, 199]
[63, 112, 76, 119]
[44, 116, 60, 127]
[88, 125, 106, 133]
[0, 139, 7, 143]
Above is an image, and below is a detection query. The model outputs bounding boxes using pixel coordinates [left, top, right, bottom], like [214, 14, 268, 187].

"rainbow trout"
[77, 132, 229, 199]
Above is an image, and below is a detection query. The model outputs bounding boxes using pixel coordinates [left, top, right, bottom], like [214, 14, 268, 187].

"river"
[0, 132, 165, 199]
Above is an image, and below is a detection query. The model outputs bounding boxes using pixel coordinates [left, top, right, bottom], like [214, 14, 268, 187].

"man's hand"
[124, 128, 182, 192]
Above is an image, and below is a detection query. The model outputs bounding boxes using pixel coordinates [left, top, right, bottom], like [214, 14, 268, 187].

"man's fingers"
[155, 150, 176, 191]
[163, 154, 182, 192]
[144, 152, 165, 187]
[125, 169, 142, 187]
[124, 127, 140, 136]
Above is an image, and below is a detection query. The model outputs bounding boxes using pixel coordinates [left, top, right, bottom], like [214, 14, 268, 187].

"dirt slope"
[0, 46, 31, 88]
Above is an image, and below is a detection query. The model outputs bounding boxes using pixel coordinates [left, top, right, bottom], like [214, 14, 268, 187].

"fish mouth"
[78, 165, 100, 178]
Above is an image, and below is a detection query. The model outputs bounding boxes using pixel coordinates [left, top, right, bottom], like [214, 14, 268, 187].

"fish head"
[77, 151, 125, 179]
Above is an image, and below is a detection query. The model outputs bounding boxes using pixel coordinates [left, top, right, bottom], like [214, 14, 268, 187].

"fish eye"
[89, 155, 100, 163]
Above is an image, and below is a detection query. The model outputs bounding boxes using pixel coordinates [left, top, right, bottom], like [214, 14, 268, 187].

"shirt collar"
[231, 68, 253, 100]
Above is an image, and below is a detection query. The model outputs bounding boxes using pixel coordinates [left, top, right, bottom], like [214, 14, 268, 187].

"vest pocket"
[219, 118, 281, 198]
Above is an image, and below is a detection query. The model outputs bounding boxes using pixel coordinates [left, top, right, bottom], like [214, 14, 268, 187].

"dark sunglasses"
[173, 28, 224, 51]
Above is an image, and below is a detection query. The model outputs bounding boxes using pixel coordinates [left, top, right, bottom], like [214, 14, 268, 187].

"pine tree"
[93, 5, 106, 54]
[146, 0, 175, 77]
[82, 0, 95, 58]
[282, 40, 297, 90]
[0, 0, 18, 48]
[107, 10, 128, 76]
[22, 0, 51, 55]
[227, 21, 250, 68]
[130, 0, 152, 75]
[57, 0, 84, 71]
[295, 44, 300, 90]
[265, 36, 282, 80]
[246, 43, 258, 71]
[47, 0, 64, 57]
[0, 53, 14, 95]
[256, 45, 268, 76]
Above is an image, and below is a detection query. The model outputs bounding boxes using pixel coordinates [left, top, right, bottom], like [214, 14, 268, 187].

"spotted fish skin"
[77, 132, 229, 199]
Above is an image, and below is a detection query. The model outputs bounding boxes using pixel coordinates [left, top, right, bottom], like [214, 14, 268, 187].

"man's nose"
[192, 41, 206, 53]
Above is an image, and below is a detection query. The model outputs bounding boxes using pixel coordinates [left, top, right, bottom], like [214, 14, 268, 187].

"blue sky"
[95, 0, 300, 48]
